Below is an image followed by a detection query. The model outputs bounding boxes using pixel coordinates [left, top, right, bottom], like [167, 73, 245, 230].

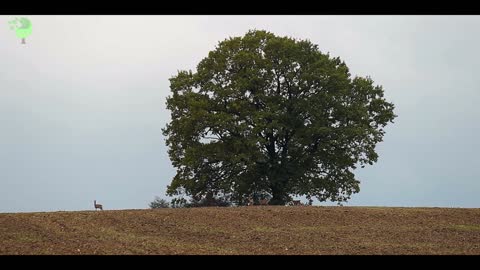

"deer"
[94, 200, 103, 210]
[259, 198, 270, 206]
[246, 197, 270, 206]
[288, 200, 302, 206]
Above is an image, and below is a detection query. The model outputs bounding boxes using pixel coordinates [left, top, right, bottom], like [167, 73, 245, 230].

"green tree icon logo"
[8, 17, 32, 44]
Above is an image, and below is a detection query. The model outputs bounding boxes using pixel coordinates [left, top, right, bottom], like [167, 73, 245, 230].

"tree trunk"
[269, 186, 287, 205]
[269, 195, 286, 205]
[21, 38, 26, 44]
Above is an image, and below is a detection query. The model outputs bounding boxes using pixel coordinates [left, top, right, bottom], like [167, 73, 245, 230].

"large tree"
[163, 30, 396, 205]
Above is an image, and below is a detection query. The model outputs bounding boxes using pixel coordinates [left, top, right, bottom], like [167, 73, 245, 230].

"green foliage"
[171, 197, 188, 208]
[168, 193, 232, 208]
[163, 30, 396, 205]
[8, 17, 32, 39]
[149, 196, 170, 209]
[186, 192, 232, 207]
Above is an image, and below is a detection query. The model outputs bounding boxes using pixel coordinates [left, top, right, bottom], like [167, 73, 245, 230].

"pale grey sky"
[1, 15, 479, 212]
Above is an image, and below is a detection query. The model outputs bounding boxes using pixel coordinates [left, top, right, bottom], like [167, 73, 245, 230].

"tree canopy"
[163, 30, 396, 205]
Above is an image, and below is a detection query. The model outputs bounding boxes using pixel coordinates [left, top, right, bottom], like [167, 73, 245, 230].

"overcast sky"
[1, 15, 479, 212]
